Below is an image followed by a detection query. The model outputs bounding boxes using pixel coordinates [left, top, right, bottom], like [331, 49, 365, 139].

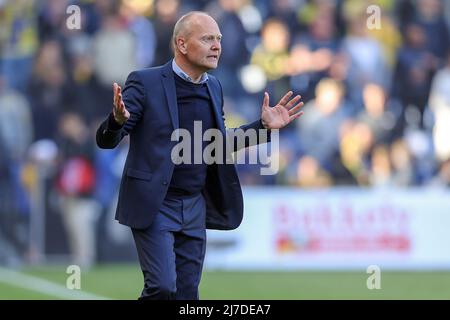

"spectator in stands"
[429, 158, 450, 187]
[341, 12, 388, 110]
[429, 52, 450, 162]
[0, 0, 39, 93]
[390, 138, 415, 186]
[393, 23, 439, 129]
[119, 0, 156, 69]
[413, 0, 450, 61]
[290, 1, 340, 100]
[0, 75, 33, 265]
[369, 144, 392, 187]
[357, 83, 401, 144]
[251, 18, 292, 101]
[339, 120, 374, 185]
[28, 40, 73, 140]
[296, 78, 348, 169]
[152, 0, 180, 66]
[55, 112, 100, 269]
[295, 155, 332, 188]
[209, 0, 249, 98]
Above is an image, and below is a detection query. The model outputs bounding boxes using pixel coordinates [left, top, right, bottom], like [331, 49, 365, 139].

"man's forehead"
[194, 25, 222, 37]
[189, 15, 220, 33]
[191, 13, 216, 24]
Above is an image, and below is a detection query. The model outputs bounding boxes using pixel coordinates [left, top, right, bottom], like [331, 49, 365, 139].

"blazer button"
[162, 181, 168, 185]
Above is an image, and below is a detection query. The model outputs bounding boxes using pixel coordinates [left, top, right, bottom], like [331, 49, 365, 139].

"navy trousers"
[131, 193, 207, 300]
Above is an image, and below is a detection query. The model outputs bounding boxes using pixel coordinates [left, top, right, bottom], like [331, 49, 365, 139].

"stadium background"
[1, 0, 450, 299]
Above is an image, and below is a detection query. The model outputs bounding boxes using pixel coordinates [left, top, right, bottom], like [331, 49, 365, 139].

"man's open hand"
[113, 82, 130, 125]
[260, 91, 304, 129]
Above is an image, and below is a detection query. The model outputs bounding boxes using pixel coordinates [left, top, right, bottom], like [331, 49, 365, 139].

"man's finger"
[278, 91, 293, 106]
[285, 95, 302, 109]
[114, 85, 120, 107]
[113, 83, 122, 107]
[117, 98, 124, 112]
[289, 110, 304, 122]
[113, 83, 118, 104]
[288, 101, 304, 115]
[115, 92, 123, 109]
[263, 92, 269, 108]
[116, 87, 122, 104]
[114, 83, 121, 96]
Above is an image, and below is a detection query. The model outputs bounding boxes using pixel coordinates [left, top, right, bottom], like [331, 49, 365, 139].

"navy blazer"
[96, 61, 270, 230]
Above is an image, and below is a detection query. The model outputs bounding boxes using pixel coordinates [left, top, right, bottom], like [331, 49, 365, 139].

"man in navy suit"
[96, 11, 303, 300]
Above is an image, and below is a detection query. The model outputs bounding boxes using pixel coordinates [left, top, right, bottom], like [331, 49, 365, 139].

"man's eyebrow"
[201, 34, 223, 38]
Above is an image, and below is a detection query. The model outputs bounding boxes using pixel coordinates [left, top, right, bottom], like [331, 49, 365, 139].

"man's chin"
[204, 60, 219, 70]
[196, 61, 218, 73]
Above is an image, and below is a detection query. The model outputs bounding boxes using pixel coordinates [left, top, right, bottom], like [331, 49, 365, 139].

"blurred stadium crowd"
[1, 0, 450, 267]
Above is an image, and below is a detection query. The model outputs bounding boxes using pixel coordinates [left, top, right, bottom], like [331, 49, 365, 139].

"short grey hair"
[171, 11, 212, 51]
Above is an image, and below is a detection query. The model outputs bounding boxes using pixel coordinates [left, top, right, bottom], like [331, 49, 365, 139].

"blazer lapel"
[161, 61, 225, 136]
[206, 80, 226, 135]
[161, 62, 179, 131]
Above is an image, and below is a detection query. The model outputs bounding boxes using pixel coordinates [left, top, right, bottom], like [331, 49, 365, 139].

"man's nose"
[211, 41, 221, 51]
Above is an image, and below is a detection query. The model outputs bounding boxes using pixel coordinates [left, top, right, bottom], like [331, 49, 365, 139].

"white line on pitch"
[0, 267, 110, 300]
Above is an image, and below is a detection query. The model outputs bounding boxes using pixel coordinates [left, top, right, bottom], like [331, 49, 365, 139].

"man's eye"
[201, 36, 221, 43]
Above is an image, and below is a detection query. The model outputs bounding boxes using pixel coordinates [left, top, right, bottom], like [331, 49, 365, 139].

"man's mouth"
[207, 55, 218, 60]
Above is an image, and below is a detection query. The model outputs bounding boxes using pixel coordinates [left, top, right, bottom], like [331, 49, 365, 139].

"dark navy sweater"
[167, 73, 216, 197]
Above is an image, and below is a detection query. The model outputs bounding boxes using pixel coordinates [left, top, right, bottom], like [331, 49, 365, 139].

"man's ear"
[177, 38, 188, 55]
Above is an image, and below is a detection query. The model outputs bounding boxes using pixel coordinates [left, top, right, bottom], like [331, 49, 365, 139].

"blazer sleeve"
[96, 71, 146, 149]
[216, 79, 271, 152]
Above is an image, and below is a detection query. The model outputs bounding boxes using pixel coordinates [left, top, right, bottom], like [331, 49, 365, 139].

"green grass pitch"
[1, 264, 450, 299]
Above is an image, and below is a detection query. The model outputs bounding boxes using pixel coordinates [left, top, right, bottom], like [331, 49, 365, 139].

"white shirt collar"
[172, 59, 209, 84]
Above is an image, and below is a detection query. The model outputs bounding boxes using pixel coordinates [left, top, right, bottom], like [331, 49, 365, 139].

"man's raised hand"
[113, 82, 130, 125]
[260, 91, 304, 130]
